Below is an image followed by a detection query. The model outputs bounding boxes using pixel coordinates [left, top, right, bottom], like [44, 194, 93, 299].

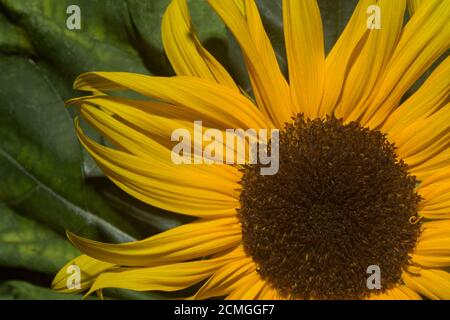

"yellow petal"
[412, 220, 450, 267]
[397, 285, 422, 300]
[411, 255, 450, 268]
[76, 121, 240, 218]
[403, 268, 450, 300]
[257, 284, 281, 300]
[73, 97, 242, 174]
[320, 0, 376, 117]
[417, 170, 450, 219]
[67, 218, 241, 267]
[368, 285, 421, 300]
[194, 256, 256, 299]
[208, 0, 295, 127]
[162, 0, 238, 90]
[74, 73, 273, 130]
[283, 0, 325, 119]
[418, 220, 450, 238]
[84, 246, 245, 296]
[69, 95, 252, 165]
[341, 0, 406, 123]
[393, 105, 449, 160]
[361, 0, 450, 128]
[52, 254, 116, 293]
[86, 260, 219, 296]
[408, 0, 426, 15]
[383, 56, 450, 135]
[76, 114, 240, 198]
[225, 271, 266, 300]
[407, 149, 450, 182]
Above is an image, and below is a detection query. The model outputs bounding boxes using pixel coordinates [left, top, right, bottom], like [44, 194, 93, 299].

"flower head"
[53, 0, 450, 300]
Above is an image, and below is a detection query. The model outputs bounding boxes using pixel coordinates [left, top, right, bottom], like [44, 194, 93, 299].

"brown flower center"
[238, 115, 422, 300]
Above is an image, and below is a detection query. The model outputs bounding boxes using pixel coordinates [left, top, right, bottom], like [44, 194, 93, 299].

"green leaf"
[0, 206, 79, 274]
[0, 0, 156, 179]
[126, 0, 173, 75]
[0, 12, 33, 54]
[0, 0, 149, 80]
[0, 281, 84, 300]
[0, 54, 138, 243]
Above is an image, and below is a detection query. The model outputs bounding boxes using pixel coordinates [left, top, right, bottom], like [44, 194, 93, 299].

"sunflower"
[52, 0, 450, 300]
